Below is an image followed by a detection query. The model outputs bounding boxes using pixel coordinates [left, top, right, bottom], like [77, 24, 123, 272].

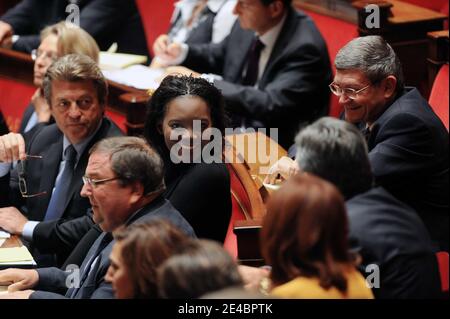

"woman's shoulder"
[187, 162, 230, 180]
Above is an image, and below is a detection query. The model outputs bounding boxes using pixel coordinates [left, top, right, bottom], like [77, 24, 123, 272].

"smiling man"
[0, 54, 123, 266]
[266, 36, 449, 251]
[0, 136, 195, 299]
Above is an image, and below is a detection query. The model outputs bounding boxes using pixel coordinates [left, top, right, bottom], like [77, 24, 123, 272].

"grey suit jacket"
[30, 197, 195, 299]
[183, 7, 332, 148]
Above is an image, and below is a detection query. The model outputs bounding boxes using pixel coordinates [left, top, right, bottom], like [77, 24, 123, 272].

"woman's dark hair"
[261, 174, 356, 294]
[157, 239, 243, 298]
[144, 75, 227, 158]
[113, 219, 189, 299]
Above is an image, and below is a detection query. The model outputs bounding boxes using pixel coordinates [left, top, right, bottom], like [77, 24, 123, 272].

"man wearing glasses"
[0, 54, 123, 266]
[0, 137, 194, 299]
[265, 36, 449, 251]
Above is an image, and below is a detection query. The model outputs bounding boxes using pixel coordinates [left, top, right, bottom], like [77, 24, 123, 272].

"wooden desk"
[0, 47, 149, 136]
[427, 30, 449, 88]
[0, 235, 22, 248]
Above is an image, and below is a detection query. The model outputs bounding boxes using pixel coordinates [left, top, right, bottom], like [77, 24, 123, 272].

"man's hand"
[263, 156, 299, 184]
[0, 290, 34, 299]
[238, 265, 270, 293]
[153, 35, 183, 67]
[0, 206, 28, 235]
[31, 89, 51, 123]
[0, 21, 13, 49]
[0, 268, 39, 292]
[165, 66, 200, 78]
[0, 132, 26, 163]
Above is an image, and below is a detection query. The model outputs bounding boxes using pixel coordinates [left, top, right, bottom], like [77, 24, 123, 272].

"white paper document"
[102, 65, 164, 90]
[0, 229, 10, 239]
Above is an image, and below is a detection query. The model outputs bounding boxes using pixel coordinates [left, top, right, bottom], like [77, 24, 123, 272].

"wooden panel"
[427, 30, 449, 89]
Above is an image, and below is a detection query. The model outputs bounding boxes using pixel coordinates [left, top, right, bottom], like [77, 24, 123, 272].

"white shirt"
[170, 0, 237, 43]
[255, 13, 287, 83]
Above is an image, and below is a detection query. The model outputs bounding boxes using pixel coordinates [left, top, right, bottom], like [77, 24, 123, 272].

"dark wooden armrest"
[233, 219, 263, 266]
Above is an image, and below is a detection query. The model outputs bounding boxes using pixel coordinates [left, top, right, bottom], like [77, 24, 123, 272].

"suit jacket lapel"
[227, 27, 254, 83]
[34, 137, 63, 221]
[259, 8, 296, 87]
[61, 118, 110, 214]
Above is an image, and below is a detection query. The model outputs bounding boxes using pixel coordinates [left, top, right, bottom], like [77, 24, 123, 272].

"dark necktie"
[242, 37, 265, 86]
[66, 232, 113, 299]
[44, 145, 77, 221]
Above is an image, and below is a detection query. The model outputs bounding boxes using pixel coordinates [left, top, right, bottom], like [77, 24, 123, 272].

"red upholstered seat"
[429, 64, 449, 131]
[0, 78, 35, 132]
[436, 251, 449, 295]
[223, 163, 249, 259]
[303, 10, 358, 117]
[135, 0, 175, 56]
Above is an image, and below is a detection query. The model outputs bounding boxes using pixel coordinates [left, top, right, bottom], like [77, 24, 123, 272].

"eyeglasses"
[18, 155, 47, 198]
[82, 176, 119, 188]
[31, 49, 58, 63]
[329, 83, 371, 100]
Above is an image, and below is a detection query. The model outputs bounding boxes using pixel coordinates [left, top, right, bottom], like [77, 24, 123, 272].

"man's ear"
[383, 75, 397, 99]
[129, 181, 144, 204]
[269, 0, 284, 18]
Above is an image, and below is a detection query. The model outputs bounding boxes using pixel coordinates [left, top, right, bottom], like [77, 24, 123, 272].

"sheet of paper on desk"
[99, 52, 148, 70]
[102, 65, 164, 90]
[0, 246, 34, 263]
[0, 229, 10, 239]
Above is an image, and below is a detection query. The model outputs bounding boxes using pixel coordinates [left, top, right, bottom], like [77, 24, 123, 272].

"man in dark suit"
[0, 0, 148, 56]
[0, 54, 123, 266]
[0, 136, 195, 299]
[266, 36, 449, 250]
[294, 117, 441, 299]
[154, 0, 331, 148]
[243, 117, 441, 298]
[332, 36, 449, 251]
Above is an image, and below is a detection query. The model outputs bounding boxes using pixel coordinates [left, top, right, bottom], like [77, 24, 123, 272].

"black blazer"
[367, 88, 449, 251]
[164, 161, 232, 243]
[1, 0, 149, 56]
[31, 197, 195, 299]
[183, 7, 332, 148]
[347, 187, 442, 299]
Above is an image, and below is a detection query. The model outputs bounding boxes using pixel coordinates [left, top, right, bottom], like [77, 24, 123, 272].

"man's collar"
[257, 13, 287, 49]
[62, 118, 103, 161]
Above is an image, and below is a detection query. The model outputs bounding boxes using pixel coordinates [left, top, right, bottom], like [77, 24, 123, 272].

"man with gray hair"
[0, 136, 195, 299]
[246, 117, 441, 298]
[267, 35, 449, 251]
[0, 54, 123, 266]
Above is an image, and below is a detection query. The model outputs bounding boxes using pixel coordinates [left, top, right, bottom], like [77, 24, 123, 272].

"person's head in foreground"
[105, 219, 190, 299]
[260, 173, 374, 298]
[157, 239, 244, 298]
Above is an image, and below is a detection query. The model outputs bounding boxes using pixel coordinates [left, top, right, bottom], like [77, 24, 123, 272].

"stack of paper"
[99, 52, 148, 70]
[0, 246, 34, 263]
[102, 65, 164, 90]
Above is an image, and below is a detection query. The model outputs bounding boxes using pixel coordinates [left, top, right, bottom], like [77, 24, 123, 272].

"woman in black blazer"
[144, 75, 231, 243]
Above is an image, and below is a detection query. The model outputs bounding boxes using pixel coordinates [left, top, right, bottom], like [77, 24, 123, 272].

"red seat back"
[303, 10, 358, 117]
[436, 251, 449, 294]
[0, 78, 35, 132]
[135, 0, 175, 56]
[429, 64, 449, 131]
